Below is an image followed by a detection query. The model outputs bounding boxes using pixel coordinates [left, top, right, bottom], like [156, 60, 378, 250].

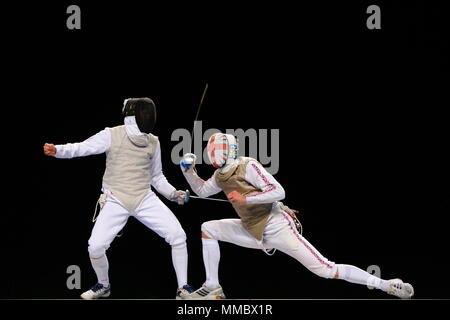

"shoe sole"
[185, 295, 225, 300]
[204, 293, 226, 300]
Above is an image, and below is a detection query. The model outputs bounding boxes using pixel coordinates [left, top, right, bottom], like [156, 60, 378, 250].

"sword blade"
[189, 195, 229, 202]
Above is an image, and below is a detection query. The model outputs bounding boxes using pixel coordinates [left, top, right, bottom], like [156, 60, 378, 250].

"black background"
[2, 0, 449, 311]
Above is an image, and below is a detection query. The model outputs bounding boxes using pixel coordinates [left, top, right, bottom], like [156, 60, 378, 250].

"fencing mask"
[206, 133, 239, 168]
[122, 97, 157, 134]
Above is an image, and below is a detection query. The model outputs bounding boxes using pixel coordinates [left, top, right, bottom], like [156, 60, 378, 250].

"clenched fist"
[170, 190, 188, 205]
[180, 153, 197, 172]
[43, 143, 57, 156]
[227, 190, 246, 204]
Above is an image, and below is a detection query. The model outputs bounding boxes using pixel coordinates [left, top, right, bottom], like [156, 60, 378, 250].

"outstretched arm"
[44, 128, 111, 158]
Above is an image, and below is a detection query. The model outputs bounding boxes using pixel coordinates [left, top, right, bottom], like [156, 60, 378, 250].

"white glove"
[170, 190, 188, 205]
[180, 153, 197, 172]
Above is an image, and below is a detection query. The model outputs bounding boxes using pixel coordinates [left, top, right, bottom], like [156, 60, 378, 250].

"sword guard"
[184, 189, 190, 203]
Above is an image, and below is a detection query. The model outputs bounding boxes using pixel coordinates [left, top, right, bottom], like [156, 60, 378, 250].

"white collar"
[219, 159, 238, 173]
[124, 116, 145, 136]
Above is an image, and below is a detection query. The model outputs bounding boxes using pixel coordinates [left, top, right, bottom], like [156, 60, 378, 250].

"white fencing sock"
[337, 264, 390, 291]
[202, 238, 220, 289]
[90, 254, 110, 286]
[172, 242, 188, 288]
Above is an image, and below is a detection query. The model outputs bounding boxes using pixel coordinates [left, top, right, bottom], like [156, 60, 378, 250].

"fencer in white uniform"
[180, 133, 414, 299]
[43, 98, 194, 299]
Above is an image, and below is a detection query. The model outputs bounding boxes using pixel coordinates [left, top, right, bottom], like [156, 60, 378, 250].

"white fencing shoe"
[184, 285, 226, 300]
[176, 284, 194, 299]
[81, 283, 111, 300]
[386, 279, 414, 299]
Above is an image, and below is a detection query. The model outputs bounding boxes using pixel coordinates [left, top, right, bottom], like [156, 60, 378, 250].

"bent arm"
[55, 128, 111, 159]
[150, 141, 177, 200]
[245, 161, 285, 204]
[182, 170, 222, 198]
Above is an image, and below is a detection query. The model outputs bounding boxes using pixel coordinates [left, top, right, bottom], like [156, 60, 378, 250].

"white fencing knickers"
[201, 205, 337, 279]
[88, 191, 188, 287]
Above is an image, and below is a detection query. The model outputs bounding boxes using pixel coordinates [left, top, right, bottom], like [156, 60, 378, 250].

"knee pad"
[88, 244, 107, 258]
[201, 220, 217, 238]
[167, 229, 187, 246]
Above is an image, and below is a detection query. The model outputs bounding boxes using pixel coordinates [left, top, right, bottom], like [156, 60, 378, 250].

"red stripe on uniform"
[281, 211, 333, 269]
[246, 163, 276, 198]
